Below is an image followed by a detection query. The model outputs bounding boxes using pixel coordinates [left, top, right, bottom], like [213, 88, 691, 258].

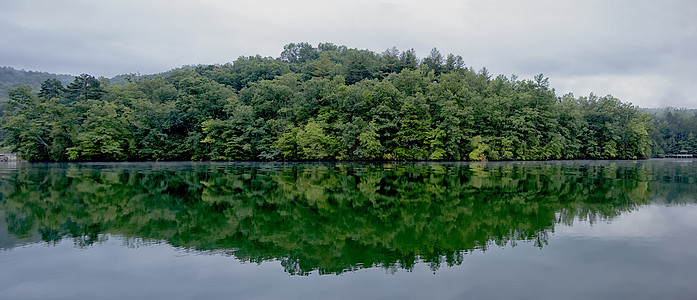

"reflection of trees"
[1, 161, 689, 275]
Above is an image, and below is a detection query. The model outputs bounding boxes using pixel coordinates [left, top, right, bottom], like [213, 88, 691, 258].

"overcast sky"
[1, 0, 695, 108]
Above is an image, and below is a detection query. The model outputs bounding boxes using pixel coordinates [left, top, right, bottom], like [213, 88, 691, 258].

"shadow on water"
[1, 160, 695, 275]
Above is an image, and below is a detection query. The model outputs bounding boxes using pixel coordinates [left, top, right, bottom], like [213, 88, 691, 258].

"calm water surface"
[1, 160, 696, 299]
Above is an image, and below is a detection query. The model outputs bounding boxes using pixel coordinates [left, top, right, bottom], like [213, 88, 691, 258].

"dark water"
[1, 160, 696, 299]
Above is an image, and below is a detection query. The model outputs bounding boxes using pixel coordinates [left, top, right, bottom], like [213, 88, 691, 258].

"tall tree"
[65, 74, 105, 103]
[38, 78, 65, 100]
[280, 42, 318, 63]
[422, 47, 444, 75]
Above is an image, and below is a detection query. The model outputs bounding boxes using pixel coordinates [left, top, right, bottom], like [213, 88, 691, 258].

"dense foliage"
[1, 43, 654, 162]
[646, 108, 697, 156]
[2, 161, 681, 274]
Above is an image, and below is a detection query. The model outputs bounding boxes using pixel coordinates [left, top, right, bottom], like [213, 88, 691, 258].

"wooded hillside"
[1, 43, 655, 162]
[0, 67, 74, 100]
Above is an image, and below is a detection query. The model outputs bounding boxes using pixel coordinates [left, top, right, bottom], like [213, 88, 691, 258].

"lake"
[1, 160, 696, 299]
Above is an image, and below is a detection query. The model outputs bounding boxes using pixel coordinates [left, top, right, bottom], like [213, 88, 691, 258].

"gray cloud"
[1, 0, 695, 107]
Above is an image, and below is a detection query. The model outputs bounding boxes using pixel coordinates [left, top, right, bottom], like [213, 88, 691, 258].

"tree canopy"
[646, 108, 697, 156]
[1, 43, 657, 162]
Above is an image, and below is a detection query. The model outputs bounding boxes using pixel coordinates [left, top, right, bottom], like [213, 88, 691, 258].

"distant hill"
[0, 66, 196, 99]
[0, 67, 165, 99]
[0, 66, 75, 100]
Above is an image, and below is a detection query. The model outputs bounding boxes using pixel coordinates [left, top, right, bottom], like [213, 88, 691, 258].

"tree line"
[0, 42, 654, 162]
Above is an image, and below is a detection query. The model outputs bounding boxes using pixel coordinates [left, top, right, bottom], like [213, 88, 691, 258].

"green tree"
[65, 74, 105, 103]
[311, 52, 339, 78]
[296, 121, 336, 160]
[2, 89, 74, 161]
[342, 49, 378, 85]
[468, 136, 489, 161]
[422, 47, 444, 75]
[280, 42, 318, 64]
[357, 121, 383, 159]
[38, 78, 65, 100]
[274, 125, 301, 160]
[201, 97, 264, 160]
[394, 95, 431, 160]
[399, 48, 419, 70]
[67, 100, 132, 161]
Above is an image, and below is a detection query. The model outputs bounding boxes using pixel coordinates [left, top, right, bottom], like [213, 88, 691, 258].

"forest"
[646, 108, 697, 156]
[0, 42, 660, 162]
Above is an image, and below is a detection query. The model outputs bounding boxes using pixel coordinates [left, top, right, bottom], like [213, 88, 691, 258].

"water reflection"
[1, 160, 695, 275]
